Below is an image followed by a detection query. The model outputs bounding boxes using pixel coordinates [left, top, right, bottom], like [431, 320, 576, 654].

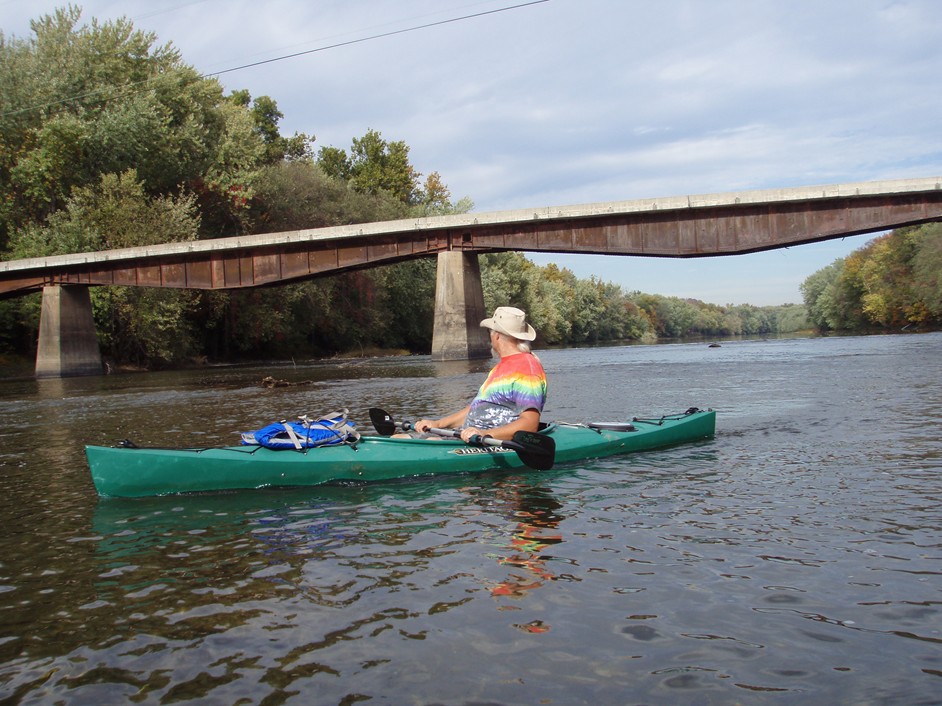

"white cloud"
[3, 0, 941, 305]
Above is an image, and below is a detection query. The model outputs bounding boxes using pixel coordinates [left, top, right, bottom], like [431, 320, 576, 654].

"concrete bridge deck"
[0, 177, 939, 297]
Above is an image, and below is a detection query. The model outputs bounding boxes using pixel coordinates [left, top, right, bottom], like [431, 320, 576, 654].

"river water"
[0, 333, 939, 705]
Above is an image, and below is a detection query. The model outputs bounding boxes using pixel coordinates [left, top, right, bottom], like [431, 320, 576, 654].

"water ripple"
[1, 334, 941, 703]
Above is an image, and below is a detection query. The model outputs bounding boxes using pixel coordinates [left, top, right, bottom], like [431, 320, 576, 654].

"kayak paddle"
[368, 408, 555, 471]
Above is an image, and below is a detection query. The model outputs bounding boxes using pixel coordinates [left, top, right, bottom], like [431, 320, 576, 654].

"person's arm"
[460, 408, 540, 442]
[415, 405, 470, 433]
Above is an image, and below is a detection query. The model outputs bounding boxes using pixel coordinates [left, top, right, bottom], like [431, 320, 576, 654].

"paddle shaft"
[368, 408, 554, 470]
[402, 421, 516, 450]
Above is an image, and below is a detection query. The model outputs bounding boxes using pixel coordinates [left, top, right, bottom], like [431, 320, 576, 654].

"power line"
[1, 1, 549, 119]
[209, 1, 549, 78]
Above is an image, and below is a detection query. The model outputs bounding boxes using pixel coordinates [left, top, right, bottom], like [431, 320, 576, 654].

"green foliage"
[317, 129, 421, 205]
[7, 169, 199, 258]
[5, 168, 202, 364]
[801, 224, 942, 331]
[0, 5, 862, 370]
[95, 286, 201, 367]
[369, 259, 437, 349]
[411, 172, 474, 217]
[208, 260, 438, 360]
[0, 7, 231, 245]
[227, 90, 314, 165]
[911, 224, 942, 318]
[480, 252, 536, 315]
[801, 259, 842, 330]
[249, 161, 408, 232]
[765, 304, 810, 333]
[194, 99, 265, 235]
[0, 7, 310, 246]
[476, 254, 805, 346]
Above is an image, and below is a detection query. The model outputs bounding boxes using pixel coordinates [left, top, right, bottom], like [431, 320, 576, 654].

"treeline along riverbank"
[1, 9, 937, 372]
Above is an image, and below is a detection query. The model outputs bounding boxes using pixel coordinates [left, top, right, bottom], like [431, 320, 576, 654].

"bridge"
[1, 177, 940, 376]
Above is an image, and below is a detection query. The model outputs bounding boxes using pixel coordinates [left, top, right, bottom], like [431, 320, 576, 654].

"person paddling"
[409, 306, 547, 442]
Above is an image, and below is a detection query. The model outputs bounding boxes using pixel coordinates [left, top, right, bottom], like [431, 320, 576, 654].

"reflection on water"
[0, 333, 940, 704]
[487, 485, 565, 611]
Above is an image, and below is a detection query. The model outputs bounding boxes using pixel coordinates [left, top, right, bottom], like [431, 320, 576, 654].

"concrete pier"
[0, 177, 936, 371]
[430, 252, 491, 361]
[35, 285, 102, 378]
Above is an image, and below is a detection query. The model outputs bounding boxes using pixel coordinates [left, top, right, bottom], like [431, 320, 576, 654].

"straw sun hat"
[480, 306, 537, 341]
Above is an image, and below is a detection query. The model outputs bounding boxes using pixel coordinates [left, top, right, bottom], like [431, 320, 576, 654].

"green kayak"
[85, 408, 716, 497]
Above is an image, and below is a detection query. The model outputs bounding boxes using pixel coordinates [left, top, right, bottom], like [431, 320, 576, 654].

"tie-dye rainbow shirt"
[465, 353, 547, 430]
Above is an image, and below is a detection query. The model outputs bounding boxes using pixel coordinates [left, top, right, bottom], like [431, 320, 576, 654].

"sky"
[2, 0, 941, 306]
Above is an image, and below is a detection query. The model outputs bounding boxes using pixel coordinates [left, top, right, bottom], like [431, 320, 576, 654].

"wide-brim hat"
[480, 306, 536, 341]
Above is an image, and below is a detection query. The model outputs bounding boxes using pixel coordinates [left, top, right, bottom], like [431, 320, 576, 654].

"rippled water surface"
[0, 333, 940, 705]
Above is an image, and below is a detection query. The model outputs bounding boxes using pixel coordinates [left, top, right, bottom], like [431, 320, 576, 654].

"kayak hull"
[86, 409, 716, 497]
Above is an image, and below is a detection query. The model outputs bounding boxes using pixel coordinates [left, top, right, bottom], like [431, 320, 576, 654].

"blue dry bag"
[241, 409, 358, 449]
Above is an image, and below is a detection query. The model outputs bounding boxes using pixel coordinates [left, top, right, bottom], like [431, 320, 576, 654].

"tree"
[0, 8, 320, 246]
[691, 303, 726, 335]
[911, 224, 942, 321]
[854, 231, 920, 327]
[802, 260, 837, 330]
[8, 169, 198, 258]
[417, 172, 452, 215]
[317, 129, 421, 205]
[249, 160, 409, 233]
[480, 252, 535, 317]
[524, 264, 577, 344]
[0, 7, 230, 248]
[632, 293, 667, 337]
[411, 172, 473, 217]
[800, 257, 868, 331]
[6, 169, 202, 365]
[371, 259, 437, 350]
[767, 304, 809, 333]
[316, 146, 351, 182]
[228, 89, 314, 165]
[592, 280, 638, 341]
[195, 99, 266, 235]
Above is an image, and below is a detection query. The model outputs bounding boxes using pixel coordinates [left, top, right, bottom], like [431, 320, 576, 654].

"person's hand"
[414, 419, 434, 433]
[460, 427, 484, 443]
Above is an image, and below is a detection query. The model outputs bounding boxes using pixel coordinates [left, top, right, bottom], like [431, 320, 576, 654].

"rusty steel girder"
[0, 178, 940, 297]
[0, 231, 453, 296]
[453, 190, 942, 256]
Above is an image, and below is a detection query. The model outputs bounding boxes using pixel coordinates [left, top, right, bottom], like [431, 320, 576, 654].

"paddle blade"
[368, 408, 397, 436]
[511, 430, 556, 471]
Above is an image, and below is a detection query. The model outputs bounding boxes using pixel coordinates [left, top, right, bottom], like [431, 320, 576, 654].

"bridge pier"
[431, 252, 491, 361]
[35, 285, 103, 378]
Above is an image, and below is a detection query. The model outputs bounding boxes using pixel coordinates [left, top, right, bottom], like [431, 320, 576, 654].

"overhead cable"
[1, 1, 549, 119]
